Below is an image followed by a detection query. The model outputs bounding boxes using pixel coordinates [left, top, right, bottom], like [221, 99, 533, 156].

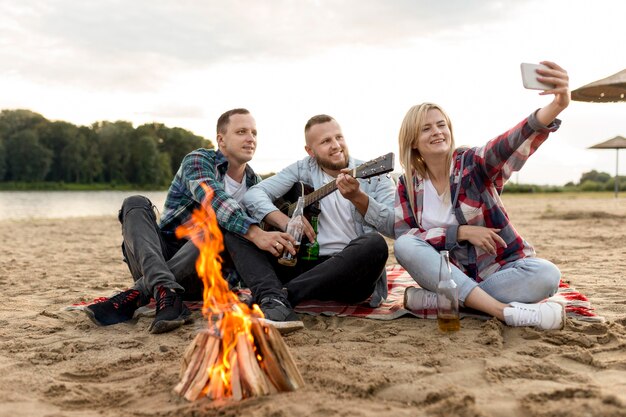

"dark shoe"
[148, 286, 192, 334]
[84, 289, 148, 326]
[258, 297, 304, 334]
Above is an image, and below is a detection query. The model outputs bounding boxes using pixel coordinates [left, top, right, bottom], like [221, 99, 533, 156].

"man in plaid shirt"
[85, 108, 296, 334]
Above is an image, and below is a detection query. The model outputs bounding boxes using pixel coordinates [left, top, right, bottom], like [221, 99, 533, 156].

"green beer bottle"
[301, 215, 319, 261]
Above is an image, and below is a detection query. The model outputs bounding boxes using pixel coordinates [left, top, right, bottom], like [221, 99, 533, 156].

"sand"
[1, 193, 625, 417]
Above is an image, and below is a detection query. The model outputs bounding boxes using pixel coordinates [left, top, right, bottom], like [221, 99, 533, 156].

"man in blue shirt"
[232, 114, 396, 323]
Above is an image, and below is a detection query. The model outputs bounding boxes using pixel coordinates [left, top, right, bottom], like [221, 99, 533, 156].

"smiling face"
[217, 113, 257, 166]
[413, 108, 452, 160]
[305, 119, 350, 174]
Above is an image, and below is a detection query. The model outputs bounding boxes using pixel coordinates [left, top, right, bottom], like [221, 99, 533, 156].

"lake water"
[0, 191, 168, 220]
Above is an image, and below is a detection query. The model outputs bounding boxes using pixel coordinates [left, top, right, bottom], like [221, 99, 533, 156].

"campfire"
[173, 184, 304, 401]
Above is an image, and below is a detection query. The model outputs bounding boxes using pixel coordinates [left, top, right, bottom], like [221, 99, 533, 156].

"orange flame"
[176, 183, 263, 399]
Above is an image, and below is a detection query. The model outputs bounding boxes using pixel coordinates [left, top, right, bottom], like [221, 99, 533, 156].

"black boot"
[148, 286, 192, 334]
[84, 289, 148, 326]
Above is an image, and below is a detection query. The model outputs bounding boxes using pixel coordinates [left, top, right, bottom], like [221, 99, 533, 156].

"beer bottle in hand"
[301, 215, 319, 261]
[278, 196, 304, 267]
[437, 250, 460, 332]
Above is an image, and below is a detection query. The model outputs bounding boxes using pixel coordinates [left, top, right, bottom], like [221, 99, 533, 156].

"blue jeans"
[394, 234, 560, 306]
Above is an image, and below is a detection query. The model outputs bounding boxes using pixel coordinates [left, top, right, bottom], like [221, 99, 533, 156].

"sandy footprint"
[485, 361, 578, 383]
[519, 387, 624, 417]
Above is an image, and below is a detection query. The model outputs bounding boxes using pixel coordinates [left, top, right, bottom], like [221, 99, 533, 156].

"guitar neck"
[286, 180, 340, 215]
[304, 181, 338, 207]
[284, 153, 393, 215]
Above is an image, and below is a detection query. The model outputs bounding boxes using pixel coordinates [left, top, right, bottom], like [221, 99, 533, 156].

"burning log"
[251, 321, 304, 391]
[174, 184, 304, 402]
[175, 320, 304, 401]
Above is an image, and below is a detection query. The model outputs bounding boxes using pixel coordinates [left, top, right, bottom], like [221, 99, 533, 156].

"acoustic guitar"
[271, 151, 395, 221]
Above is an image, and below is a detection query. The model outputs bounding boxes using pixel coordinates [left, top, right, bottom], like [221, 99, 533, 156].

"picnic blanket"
[295, 264, 604, 322]
[66, 264, 604, 323]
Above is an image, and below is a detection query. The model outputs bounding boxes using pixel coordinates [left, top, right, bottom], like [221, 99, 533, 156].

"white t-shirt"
[224, 174, 248, 203]
[421, 179, 458, 230]
[317, 172, 358, 256]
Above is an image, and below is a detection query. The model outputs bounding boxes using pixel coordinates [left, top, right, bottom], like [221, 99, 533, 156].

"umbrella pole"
[616, 148, 620, 198]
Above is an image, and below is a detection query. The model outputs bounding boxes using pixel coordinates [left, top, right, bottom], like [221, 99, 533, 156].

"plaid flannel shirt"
[159, 149, 261, 237]
[394, 111, 561, 282]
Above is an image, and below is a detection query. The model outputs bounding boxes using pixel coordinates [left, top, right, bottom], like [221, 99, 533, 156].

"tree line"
[503, 169, 625, 193]
[1, 109, 621, 192]
[0, 109, 213, 188]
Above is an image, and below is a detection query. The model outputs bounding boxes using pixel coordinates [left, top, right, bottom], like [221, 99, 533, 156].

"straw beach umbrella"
[588, 136, 626, 198]
[572, 69, 625, 197]
[571, 69, 626, 102]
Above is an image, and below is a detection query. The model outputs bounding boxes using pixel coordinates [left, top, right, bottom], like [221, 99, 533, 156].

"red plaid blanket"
[295, 264, 603, 322]
[67, 265, 603, 322]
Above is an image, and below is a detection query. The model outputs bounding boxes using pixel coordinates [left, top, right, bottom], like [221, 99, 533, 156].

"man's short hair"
[304, 114, 335, 133]
[216, 108, 250, 134]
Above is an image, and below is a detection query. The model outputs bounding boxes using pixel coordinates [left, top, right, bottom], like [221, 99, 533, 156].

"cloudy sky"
[1, 0, 625, 185]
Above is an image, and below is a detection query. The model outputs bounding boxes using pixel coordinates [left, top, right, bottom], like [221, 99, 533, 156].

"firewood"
[264, 324, 305, 389]
[184, 336, 220, 401]
[251, 321, 293, 391]
[236, 333, 271, 396]
[174, 332, 209, 395]
[229, 349, 242, 401]
[176, 321, 304, 402]
[206, 366, 224, 400]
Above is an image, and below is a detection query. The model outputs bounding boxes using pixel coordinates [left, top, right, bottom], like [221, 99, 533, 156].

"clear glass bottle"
[437, 250, 460, 332]
[277, 197, 304, 267]
[301, 215, 319, 261]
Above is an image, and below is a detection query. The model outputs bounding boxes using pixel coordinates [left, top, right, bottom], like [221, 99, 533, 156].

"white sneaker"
[403, 287, 437, 311]
[503, 301, 565, 330]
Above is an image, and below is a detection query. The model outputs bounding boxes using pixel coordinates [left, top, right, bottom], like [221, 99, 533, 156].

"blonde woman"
[394, 62, 569, 330]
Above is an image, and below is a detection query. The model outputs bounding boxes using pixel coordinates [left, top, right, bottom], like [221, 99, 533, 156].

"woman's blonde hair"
[398, 103, 456, 213]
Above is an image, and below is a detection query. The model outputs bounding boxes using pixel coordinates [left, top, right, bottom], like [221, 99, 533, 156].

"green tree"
[604, 176, 626, 192]
[0, 137, 6, 180]
[134, 123, 212, 183]
[580, 180, 603, 192]
[95, 121, 134, 184]
[60, 132, 88, 182]
[5, 129, 53, 181]
[38, 120, 81, 182]
[579, 170, 611, 184]
[162, 127, 212, 171]
[136, 123, 213, 171]
[156, 152, 172, 186]
[81, 126, 104, 183]
[0, 109, 212, 187]
[128, 135, 164, 186]
[0, 109, 46, 138]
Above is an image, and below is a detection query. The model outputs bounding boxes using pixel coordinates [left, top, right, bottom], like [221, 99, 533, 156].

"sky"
[1, 0, 625, 185]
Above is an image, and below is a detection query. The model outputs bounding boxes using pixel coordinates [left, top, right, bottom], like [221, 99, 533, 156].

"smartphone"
[520, 63, 555, 90]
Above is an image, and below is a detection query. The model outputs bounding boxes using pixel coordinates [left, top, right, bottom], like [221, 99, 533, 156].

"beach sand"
[1, 194, 625, 417]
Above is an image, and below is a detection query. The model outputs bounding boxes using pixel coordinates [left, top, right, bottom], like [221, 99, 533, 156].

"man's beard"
[315, 149, 350, 171]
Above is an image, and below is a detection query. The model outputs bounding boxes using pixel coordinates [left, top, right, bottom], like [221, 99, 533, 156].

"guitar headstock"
[355, 152, 394, 180]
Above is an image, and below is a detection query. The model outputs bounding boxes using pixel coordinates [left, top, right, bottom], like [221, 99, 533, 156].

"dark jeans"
[223, 231, 388, 306]
[119, 195, 202, 300]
